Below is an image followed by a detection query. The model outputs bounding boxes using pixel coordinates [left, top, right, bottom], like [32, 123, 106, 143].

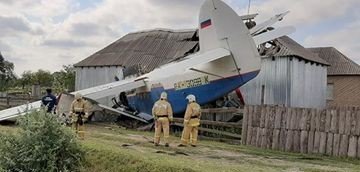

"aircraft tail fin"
[198, 0, 261, 74]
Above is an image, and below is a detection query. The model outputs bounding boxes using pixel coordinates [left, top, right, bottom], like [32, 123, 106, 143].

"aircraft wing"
[253, 26, 296, 45]
[74, 79, 146, 100]
[250, 11, 290, 36]
[57, 93, 150, 123]
[143, 48, 231, 80]
[0, 78, 146, 121]
[0, 101, 41, 121]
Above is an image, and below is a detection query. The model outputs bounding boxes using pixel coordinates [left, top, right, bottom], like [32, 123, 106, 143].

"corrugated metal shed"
[74, 29, 198, 73]
[308, 47, 360, 75]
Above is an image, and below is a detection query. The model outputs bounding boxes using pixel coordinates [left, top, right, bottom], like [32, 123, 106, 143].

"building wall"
[75, 66, 124, 106]
[240, 57, 327, 108]
[327, 76, 360, 107]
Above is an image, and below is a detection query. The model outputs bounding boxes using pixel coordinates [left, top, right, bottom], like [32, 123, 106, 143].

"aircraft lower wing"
[250, 11, 290, 36]
[253, 26, 296, 45]
[57, 93, 150, 123]
[0, 79, 147, 122]
[0, 101, 42, 121]
[97, 104, 150, 123]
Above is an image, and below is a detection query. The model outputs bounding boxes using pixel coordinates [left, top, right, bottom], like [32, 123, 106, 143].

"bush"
[0, 110, 84, 172]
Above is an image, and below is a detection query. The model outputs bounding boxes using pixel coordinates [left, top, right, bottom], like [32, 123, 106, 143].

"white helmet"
[186, 94, 196, 102]
[75, 93, 83, 100]
[160, 92, 167, 99]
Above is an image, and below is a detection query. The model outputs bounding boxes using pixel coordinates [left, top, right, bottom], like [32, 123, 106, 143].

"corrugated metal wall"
[240, 57, 327, 108]
[75, 66, 124, 106]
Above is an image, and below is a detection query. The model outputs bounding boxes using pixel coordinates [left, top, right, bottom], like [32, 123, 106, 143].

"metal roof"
[75, 30, 329, 72]
[74, 29, 198, 73]
[269, 36, 329, 65]
[308, 47, 360, 76]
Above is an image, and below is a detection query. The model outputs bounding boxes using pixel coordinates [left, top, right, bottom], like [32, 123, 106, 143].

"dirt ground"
[80, 123, 360, 172]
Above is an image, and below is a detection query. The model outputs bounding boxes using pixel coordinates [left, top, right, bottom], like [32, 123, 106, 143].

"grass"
[1, 123, 360, 172]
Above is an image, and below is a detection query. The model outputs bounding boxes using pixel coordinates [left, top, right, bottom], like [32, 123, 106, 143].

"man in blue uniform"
[41, 88, 57, 113]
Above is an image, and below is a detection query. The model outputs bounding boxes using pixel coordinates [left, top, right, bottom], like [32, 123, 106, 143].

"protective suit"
[69, 93, 89, 139]
[180, 95, 201, 147]
[152, 92, 173, 146]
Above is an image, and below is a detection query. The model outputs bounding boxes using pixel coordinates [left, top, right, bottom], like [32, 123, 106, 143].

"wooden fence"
[242, 105, 360, 158]
[173, 107, 243, 139]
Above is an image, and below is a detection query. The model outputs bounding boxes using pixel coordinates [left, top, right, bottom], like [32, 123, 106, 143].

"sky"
[0, 0, 359, 76]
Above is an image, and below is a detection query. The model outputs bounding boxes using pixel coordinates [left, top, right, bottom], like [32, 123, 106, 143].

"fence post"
[6, 96, 10, 108]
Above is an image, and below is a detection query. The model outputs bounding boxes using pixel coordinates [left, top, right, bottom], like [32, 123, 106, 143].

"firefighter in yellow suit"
[179, 94, 201, 147]
[152, 92, 173, 147]
[69, 93, 89, 140]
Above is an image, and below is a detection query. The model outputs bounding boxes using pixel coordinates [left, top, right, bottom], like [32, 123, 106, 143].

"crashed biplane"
[0, 0, 295, 123]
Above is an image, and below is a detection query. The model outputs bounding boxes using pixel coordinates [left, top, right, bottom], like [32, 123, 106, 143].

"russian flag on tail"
[200, 19, 212, 29]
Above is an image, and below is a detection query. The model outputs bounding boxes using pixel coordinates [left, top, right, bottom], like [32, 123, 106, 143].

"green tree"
[18, 70, 34, 89]
[53, 65, 75, 92]
[0, 52, 16, 91]
[33, 69, 53, 87]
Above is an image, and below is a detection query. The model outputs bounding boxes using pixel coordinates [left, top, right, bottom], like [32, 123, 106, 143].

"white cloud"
[0, 0, 359, 75]
[304, 21, 360, 65]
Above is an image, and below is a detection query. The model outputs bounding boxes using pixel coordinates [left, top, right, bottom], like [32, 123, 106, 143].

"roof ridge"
[331, 47, 360, 68]
[127, 28, 197, 35]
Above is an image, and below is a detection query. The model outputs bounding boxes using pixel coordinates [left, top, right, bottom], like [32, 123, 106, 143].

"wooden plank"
[356, 111, 360, 136]
[338, 110, 346, 134]
[333, 134, 341, 156]
[326, 133, 333, 156]
[259, 106, 266, 128]
[274, 107, 282, 129]
[272, 129, 280, 150]
[357, 137, 360, 158]
[173, 118, 242, 128]
[290, 108, 297, 130]
[293, 130, 300, 153]
[319, 110, 326, 132]
[315, 109, 321, 131]
[300, 130, 308, 154]
[279, 128, 287, 151]
[325, 109, 332, 132]
[260, 128, 267, 149]
[313, 131, 320, 154]
[266, 128, 273, 149]
[319, 132, 327, 154]
[339, 134, 349, 157]
[251, 127, 257, 146]
[246, 106, 253, 145]
[280, 107, 287, 129]
[330, 109, 338, 134]
[299, 109, 307, 130]
[264, 106, 270, 128]
[350, 111, 357, 136]
[345, 110, 352, 135]
[348, 136, 357, 158]
[173, 123, 242, 139]
[286, 108, 292, 129]
[310, 109, 317, 131]
[285, 130, 293, 152]
[241, 105, 249, 145]
[308, 131, 315, 154]
[252, 106, 260, 128]
[268, 106, 275, 129]
[201, 107, 242, 113]
[256, 127, 262, 147]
